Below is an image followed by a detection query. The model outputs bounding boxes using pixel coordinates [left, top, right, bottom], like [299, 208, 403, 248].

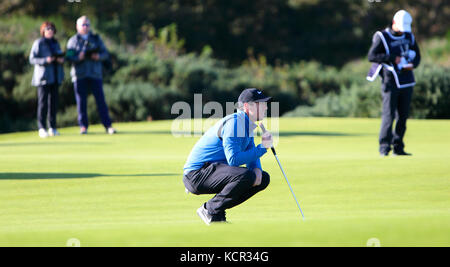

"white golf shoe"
[38, 128, 48, 138]
[107, 127, 117, 135]
[48, 128, 60, 136]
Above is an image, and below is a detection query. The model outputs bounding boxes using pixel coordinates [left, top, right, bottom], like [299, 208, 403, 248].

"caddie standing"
[367, 10, 421, 156]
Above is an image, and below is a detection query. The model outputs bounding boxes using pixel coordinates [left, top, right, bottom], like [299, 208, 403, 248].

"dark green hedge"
[1, 43, 449, 134]
[284, 63, 450, 119]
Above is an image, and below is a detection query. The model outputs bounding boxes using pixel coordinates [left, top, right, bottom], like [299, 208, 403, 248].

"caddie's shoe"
[393, 150, 412, 156]
[107, 127, 117, 135]
[380, 151, 389, 157]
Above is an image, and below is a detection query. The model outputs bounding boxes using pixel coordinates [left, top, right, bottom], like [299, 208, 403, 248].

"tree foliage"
[1, 0, 449, 65]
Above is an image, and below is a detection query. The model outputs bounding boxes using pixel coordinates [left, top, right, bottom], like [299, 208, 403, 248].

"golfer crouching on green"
[183, 88, 273, 225]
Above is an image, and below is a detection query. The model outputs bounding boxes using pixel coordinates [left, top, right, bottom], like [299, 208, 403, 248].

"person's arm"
[246, 138, 263, 171]
[66, 37, 83, 63]
[402, 35, 421, 71]
[223, 137, 267, 167]
[246, 138, 264, 187]
[98, 36, 109, 61]
[93, 35, 109, 62]
[411, 37, 421, 68]
[222, 121, 267, 167]
[29, 40, 47, 66]
[55, 41, 65, 64]
[368, 32, 397, 64]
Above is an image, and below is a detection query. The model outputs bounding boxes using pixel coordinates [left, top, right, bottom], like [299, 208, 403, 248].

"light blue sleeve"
[246, 138, 263, 171]
[29, 40, 47, 66]
[221, 120, 267, 167]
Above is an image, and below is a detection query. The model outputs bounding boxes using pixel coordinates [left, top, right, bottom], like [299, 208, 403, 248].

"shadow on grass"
[117, 130, 204, 136]
[0, 173, 179, 180]
[0, 142, 111, 147]
[0, 131, 368, 147]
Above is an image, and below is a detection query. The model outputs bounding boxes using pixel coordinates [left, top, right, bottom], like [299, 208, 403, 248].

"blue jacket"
[183, 110, 267, 174]
[29, 38, 64, 86]
[66, 32, 109, 82]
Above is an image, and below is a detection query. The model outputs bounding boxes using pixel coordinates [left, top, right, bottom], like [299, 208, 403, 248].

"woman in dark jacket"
[29, 22, 64, 138]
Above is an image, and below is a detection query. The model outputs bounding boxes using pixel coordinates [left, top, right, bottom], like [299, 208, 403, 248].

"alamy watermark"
[170, 94, 280, 146]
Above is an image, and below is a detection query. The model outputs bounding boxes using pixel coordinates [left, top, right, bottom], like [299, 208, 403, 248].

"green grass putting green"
[0, 117, 449, 247]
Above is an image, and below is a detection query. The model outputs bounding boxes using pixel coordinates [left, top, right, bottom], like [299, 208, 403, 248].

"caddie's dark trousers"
[183, 162, 270, 215]
[37, 84, 58, 130]
[379, 85, 413, 154]
[74, 78, 112, 129]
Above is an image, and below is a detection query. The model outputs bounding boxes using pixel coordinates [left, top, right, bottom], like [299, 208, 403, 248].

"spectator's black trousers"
[37, 84, 59, 130]
[379, 85, 413, 153]
[183, 162, 270, 215]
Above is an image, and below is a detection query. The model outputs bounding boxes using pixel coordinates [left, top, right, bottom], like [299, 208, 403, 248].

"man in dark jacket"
[367, 10, 421, 156]
[66, 16, 116, 135]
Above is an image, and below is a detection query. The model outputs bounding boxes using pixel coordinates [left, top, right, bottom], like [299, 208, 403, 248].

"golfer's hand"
[57, 57, 64, 64]
[262, 131, 273, 149]
[253, 168, 262, 187]
[46, 56, 54, 63]
[78, 52, 85, 61]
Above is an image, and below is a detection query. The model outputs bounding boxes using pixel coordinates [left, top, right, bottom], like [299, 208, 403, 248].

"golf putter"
[260, 123, 305, 220]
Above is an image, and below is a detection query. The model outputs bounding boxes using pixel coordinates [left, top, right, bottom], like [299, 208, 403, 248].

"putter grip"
[259, 123, 267, 133]
[270, 147, 276, 155]
[259, 123, 277, 155]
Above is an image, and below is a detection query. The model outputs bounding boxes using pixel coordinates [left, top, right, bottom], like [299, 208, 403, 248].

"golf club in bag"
[260, 123, 305, 220]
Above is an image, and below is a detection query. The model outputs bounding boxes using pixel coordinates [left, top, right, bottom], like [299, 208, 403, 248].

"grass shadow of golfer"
[0, 173, 179, 180]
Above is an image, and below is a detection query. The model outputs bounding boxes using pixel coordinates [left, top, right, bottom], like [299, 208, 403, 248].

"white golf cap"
[393, 10, 412, 33]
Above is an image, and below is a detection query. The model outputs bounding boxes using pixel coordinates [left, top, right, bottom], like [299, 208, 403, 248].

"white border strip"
[366, 64, 383, 82]
[376, 31, 390, 55]
[383, 64, 416, 88]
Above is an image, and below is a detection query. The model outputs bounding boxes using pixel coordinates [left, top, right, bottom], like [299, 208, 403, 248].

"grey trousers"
[183, 162, 270, 215]
[379, 85, 413, 153]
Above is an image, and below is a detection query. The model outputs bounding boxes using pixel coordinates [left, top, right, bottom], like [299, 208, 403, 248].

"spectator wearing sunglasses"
[29, 21, 65, 138]
[66, 16, 116, 135]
